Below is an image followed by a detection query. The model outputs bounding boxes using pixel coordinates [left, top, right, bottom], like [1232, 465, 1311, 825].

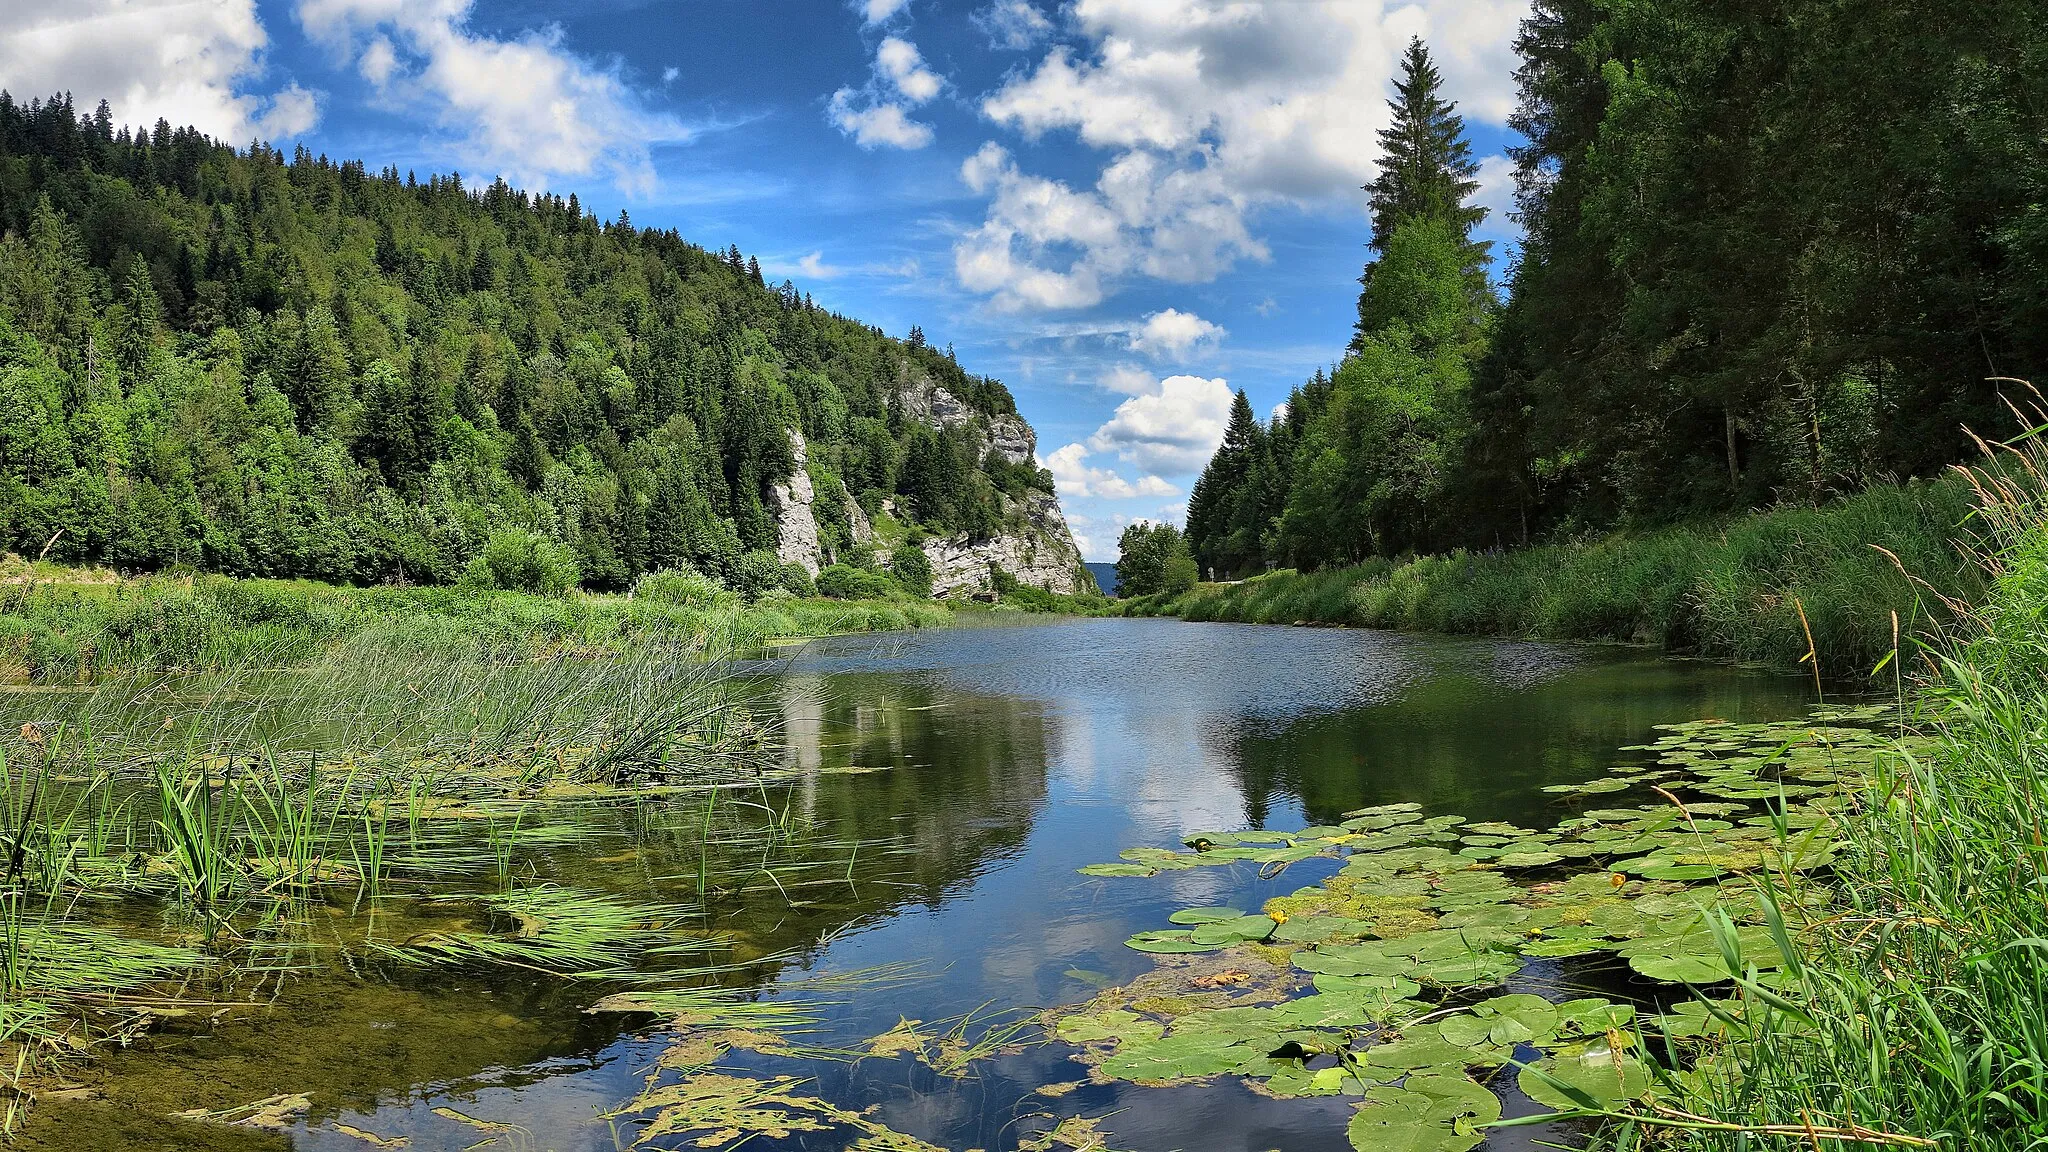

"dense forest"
[1188, 5, 2048, 577]
[0, 93, 1054, 590]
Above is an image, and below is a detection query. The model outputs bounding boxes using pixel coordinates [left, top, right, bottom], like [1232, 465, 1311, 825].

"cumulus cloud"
[859, 0, 913, 24]
[0, 1, 317, 142]
[952, 142, 1261, 311]
[973, 0, 1054, 50]
[1042, 444, 1181, 501]
[955, 0, 1527, 309]
[1098, 363, 1159, 396]
[827, 35, 941, 150]
[296, 0, 687, 193]
[1087, 373, 1234, 474]
[1128, 307, 1224, 358]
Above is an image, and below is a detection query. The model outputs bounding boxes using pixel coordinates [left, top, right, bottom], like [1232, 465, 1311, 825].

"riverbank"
[1646, 451, 2048, 1149]
[0, 561, 960, 681]
[1122, 478, 1981, 676]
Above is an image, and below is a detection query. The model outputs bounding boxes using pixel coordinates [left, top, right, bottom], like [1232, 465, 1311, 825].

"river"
[31, 617, 1811, 1152]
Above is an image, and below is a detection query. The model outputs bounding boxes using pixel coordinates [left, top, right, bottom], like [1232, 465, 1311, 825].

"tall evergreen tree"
[1364, 38, 1486, 254]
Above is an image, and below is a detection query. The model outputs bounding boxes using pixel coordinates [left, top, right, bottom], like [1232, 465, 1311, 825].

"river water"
[33, 618, 1811, 1152]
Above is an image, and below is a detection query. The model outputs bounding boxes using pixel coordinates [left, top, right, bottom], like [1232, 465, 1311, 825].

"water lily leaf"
[1625, 949, 1728, 983]
[1055, 1009, 1163, 1045]
[1496, 850, 1565, 868]
[1078, 863, 1156, 877]
[1435, 1014, 1493, 1048]
[1125, 930, 1224, 954]
[1517, 1047, 1650, 1109]
[1167, 906, 1244, 924]
[1189, 915, 1279, 945]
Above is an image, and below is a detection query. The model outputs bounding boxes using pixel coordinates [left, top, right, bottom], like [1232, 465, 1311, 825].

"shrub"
[1162, 552, 1199, 596]
[816, 564, 897, 600]
[778, 563, 816, 598]
[730, 549, 786, 601]
[460, 530, 581, 597]
[632, 566, 732, 608]
[891, 542, 934, 598]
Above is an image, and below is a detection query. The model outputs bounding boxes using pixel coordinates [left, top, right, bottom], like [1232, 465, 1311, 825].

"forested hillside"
[0, 93, 1068, 592]
[1189, 7, 2048, 577]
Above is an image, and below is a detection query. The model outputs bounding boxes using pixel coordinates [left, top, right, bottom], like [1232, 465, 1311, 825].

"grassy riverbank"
[1125, 478, 1982, 676]
[0, 562, 961, 682]
[1649, 454, 2048, 1149]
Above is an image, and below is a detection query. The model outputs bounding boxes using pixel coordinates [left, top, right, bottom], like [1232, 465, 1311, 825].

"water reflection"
[26, 619, 1813, 1152]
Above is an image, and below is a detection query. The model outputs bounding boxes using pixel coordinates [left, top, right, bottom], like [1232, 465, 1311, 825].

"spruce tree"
[1365, 38, 1485, 254]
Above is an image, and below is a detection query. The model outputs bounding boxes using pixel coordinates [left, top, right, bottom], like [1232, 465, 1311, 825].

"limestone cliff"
[765, 373, 1087, 597]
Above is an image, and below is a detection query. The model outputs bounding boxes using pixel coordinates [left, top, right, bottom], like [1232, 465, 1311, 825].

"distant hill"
[0, 92, 1085, 596]
[1084, 562, 1118, 597]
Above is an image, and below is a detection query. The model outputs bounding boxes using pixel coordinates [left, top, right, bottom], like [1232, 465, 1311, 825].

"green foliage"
[890, 541, 933, 599]
[632, 566, 733, 609]
[1139, 477, 1980, 676]
[1115, 522, 1195, 598]
[728, 549, 786, 601]
[461, 530, 580, 597]
[816, 565, 897, 601]
[0, 95, 1045, 591]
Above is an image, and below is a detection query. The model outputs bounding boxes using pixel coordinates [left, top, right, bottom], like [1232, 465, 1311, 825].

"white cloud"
[1087, 373, 1234, 474]
[955, 0, 1528, 310]
[826, 35, 941, 150]
[295, 0, 687, 193]
[860, 0, 913, 24]
[828, 90, 934, 149]
[796, 252, 840, 279]
[1099, 363, 1158, 396]
[661, 65, 680, 84]
[974, 0, 1054, 50]
[875, 37, 941, 103]
[951, 142, 1259, 311]
[1128, 307, 1224, 358]
[1042, 443, 1180, 500]
[0, 1, 317, 142]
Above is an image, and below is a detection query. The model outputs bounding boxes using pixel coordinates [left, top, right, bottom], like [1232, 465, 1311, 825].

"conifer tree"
[1365, 38, 1486, 254]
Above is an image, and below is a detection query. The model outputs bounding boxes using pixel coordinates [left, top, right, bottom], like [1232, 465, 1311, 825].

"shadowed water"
[27, 618, 1810, 1152]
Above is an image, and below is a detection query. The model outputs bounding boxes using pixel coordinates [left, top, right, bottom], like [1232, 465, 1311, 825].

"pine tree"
[1365, 39, 1485, 254]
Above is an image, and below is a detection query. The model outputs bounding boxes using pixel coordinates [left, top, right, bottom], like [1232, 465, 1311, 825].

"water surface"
[34, 618, 1809, 1152]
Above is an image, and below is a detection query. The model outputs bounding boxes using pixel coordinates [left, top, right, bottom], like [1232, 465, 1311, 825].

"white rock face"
[762, 369, 1087, 595]
[922, 489, 1087, 598]
[895, 372, 1037, 466]
[766, 429, 821, 575]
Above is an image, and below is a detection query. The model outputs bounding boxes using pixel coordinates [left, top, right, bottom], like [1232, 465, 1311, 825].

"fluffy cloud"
[296, 0, 686, 193]
[828, 35, 941, 150]
[955, 0, 1527, 309]
[828, 93, 934, 149]
[1042, 443, 1179, 500]
[1098, 363, 1158, 396]
[1088, 373, 1234, 474]
[974, 0, 1054, 50]
[875, 37, 941, 103]
[0, 1, 317, 142]
[859, 0, 913, 24]
[952, 142, 1261, 311]
[1128, 307, 1223, 358]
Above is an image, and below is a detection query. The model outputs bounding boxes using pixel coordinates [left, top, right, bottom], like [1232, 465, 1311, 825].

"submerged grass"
[1128, 477, 1982, 676]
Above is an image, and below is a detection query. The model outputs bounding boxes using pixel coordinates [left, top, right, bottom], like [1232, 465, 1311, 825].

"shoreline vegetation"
[0, 555, 1108, 685]
[1122, 476, 1984, 678]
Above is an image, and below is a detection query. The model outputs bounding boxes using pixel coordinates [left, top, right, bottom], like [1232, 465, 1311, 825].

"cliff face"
[767, 374, 1087, 597]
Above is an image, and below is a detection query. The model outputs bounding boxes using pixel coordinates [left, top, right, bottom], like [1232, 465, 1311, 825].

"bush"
[460, 530, 581, 597]
[778, 563, 816, 598]
[1116, 522, 1195, 598]
[632, 566, 732, 608]
[816, 564, 897, 600]
[891, 542, 934, 599]
[730, 549, 786, 601]
[1162, 553, 1199, 596]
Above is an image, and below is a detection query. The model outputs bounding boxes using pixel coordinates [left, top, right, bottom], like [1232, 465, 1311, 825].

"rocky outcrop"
[762, 371, 1087, 596]
[923, 489, 1087, 598]
[767, 430, 822, 574]
[896, 372, 1037, 466]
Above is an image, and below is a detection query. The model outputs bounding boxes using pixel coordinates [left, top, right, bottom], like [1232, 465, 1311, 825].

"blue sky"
[4, 0, 1531, 559]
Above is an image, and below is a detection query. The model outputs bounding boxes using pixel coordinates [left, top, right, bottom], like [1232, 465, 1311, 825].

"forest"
[1185, 3, 2048, 578]
[0, 92, 1053, 592]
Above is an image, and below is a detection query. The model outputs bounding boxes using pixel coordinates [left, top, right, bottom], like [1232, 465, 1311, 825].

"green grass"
[1127, 477, 1982, 676]
[0, 567, 955, 683]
